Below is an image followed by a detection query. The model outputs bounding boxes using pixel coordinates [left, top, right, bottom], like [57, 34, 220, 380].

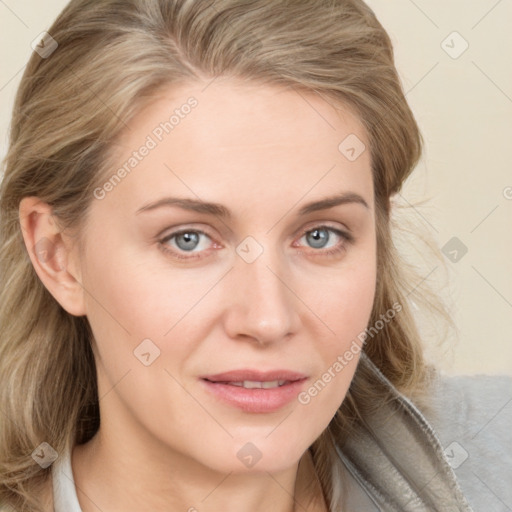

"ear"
[18, 196, 86, 316]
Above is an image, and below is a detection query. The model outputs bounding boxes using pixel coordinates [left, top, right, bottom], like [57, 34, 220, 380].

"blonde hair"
[0, 0, 452, 510]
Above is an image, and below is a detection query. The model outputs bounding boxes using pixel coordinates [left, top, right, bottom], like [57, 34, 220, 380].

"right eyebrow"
[136, 197, 231, 218]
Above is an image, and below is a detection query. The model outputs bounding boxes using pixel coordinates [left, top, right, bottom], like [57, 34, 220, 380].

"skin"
[19, 77, 377, 512]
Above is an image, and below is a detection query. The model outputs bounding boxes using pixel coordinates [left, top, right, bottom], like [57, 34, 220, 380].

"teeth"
[244, 380, 269, 389]
[261, 380, 280, 389]
[225, 380, 288, 389]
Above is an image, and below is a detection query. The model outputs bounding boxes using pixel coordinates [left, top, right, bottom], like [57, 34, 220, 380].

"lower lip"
[200, 378, 307, 413]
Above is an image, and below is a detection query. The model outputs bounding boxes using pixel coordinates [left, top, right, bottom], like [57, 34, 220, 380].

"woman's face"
[74, 78, 377, 474]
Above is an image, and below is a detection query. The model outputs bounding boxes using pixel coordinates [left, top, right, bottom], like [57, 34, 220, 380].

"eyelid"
[155, 222, 217, 241]
[295, 220, 353, 241]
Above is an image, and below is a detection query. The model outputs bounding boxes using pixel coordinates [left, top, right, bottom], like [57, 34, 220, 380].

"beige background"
[0, 1, 510, 375]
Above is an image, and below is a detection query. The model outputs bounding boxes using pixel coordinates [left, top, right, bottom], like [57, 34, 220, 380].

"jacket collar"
[332, 352, 473, 511]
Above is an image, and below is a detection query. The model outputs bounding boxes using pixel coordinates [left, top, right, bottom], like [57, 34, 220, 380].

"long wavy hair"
[0, 0, 452, 510]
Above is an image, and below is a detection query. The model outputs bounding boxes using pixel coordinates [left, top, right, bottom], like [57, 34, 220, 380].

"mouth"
[200, 369, 308, 413]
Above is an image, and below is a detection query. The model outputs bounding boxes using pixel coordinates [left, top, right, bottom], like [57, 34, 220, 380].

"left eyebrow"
[297, 192, 370, 215]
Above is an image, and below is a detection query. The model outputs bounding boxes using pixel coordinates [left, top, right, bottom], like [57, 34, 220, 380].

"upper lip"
[201, 369, 308, 382]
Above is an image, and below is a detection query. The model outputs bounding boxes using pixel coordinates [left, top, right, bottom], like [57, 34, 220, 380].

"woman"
[0, 1, 509, 511]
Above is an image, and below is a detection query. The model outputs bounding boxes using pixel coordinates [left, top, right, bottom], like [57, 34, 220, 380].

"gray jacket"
[52, 353, 512, 511]
[331, 353, 512, 511]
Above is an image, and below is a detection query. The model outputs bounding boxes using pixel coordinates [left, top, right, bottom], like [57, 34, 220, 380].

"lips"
[200, 369, 308, 413]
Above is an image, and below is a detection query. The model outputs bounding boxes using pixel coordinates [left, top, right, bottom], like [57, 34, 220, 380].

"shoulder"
[420, 372, 512, 512]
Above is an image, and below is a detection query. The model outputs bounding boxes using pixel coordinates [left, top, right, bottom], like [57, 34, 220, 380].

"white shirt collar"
[52, 446, 82, 512]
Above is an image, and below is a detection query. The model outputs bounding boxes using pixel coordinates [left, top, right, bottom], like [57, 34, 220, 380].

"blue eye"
[174, 231, 201, 251]
[303, 227, 338, 249]
[160, 229, 211, 258]
[296, 226, 352, 256]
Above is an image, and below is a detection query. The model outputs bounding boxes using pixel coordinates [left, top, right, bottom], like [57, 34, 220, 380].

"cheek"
[80, 241, 229, 395]
[82, 241, 219, 339]
[299, 247, 377, 401]
[317, 268, 375, 327]
[303, 243, 377, 346]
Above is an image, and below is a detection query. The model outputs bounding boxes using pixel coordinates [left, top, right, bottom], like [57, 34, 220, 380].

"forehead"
[96, 78, 373, 218]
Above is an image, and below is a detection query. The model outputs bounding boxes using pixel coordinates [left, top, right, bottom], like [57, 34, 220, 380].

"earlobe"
[18, 197, 87, 317]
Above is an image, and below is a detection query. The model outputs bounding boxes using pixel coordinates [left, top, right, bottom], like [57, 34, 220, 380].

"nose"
[222, 246, 301, 346]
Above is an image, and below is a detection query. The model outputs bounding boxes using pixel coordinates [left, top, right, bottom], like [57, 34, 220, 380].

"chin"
[168, 428, 309, 476]
[221, 432, 311, 475]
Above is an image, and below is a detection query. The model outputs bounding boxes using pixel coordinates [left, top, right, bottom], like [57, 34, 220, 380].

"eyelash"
[158, 225, 354, 261]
